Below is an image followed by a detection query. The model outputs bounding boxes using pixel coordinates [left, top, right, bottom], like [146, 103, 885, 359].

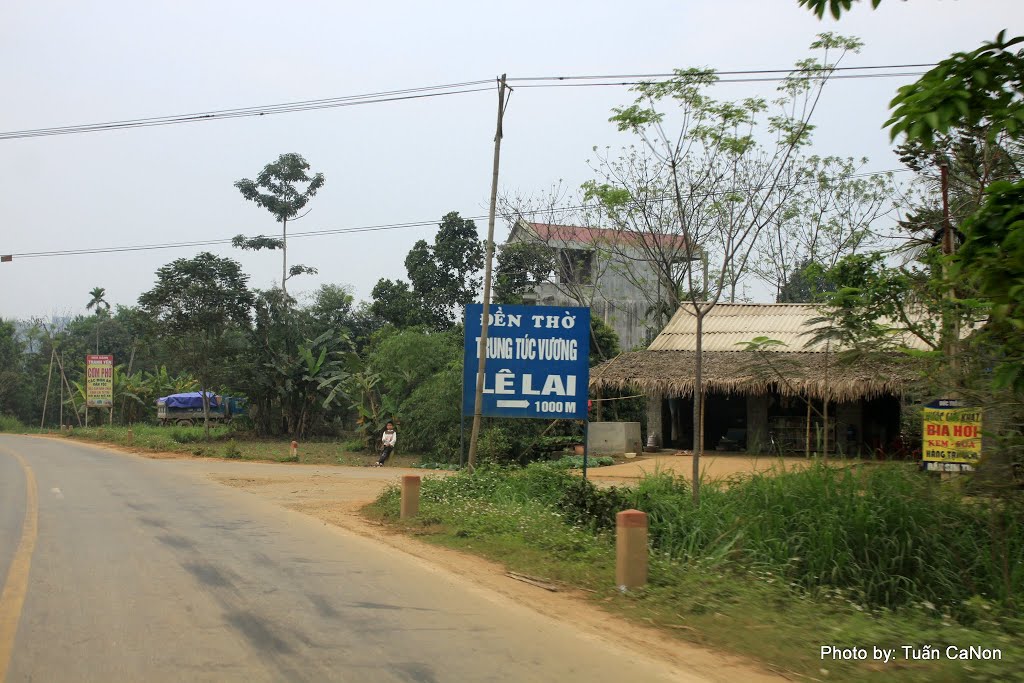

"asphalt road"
[0, 436, 688, 683]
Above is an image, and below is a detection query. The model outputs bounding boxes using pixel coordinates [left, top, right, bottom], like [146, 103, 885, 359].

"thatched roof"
[589, 350, 922, 401]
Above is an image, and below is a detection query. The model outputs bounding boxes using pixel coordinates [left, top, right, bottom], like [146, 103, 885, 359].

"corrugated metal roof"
[648, 303, 934, 352]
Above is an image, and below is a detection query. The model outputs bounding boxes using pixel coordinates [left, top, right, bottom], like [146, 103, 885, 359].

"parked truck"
[157, 392, 247, 427]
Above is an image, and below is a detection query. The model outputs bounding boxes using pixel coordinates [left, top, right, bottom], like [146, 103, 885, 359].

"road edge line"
[0, 449, 39, 683]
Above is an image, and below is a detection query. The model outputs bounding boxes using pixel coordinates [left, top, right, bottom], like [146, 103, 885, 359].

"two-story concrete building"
[505, 220, 694, 350]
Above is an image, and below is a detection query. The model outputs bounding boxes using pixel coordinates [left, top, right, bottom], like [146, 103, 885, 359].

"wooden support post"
[400, 475, 421, 520]
[616, 509, 648, 590]
[805, 398, 812, 458]
[646, 391, 662, 450]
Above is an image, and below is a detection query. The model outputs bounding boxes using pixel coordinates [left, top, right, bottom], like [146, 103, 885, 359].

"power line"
[3, 168, 910, 261]
[507, 62, 938, 81]
[0, 63, 935, 141]
[515, 71, 929, 89]
[0, 82, 495, 141]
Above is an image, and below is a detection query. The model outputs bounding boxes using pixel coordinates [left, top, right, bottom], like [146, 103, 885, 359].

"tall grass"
[631, 464, 1024, 610]
[386, 461, 1024, 613]
[0, 414, 26, 432]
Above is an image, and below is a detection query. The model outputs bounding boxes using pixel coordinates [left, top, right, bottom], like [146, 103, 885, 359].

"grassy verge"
[365, 463, 1024, 682]
[0, 414, 28, 432]
[35, 423, 424, 467]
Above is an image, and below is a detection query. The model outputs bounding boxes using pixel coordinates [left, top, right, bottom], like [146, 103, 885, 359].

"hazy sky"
[2, 0, 1022, 320]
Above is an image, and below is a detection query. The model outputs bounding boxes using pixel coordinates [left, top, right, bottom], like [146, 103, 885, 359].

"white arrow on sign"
[495, 400, 531, 408]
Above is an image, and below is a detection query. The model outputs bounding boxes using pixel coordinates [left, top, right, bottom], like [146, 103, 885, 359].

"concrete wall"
[511, 233, 662, 351]
[589, 421, 643, 456]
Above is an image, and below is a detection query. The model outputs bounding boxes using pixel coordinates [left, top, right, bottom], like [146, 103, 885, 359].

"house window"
[558, 249, 593, 285]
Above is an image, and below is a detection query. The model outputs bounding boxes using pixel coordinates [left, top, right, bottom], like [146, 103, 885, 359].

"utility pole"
[40, 348, 55, 430]
[467, 74, 509, 471]
[59, 350, 64, 429]
[939, 160, 959, 380]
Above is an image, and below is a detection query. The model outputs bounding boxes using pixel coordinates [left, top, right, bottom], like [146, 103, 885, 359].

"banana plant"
[345, 367, 401, 452]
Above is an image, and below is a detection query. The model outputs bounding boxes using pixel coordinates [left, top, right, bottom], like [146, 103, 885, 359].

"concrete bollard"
[616, 509, 648, 590]
[290, 440, 298, 461]
[127, 428, 134, 445]
[400, 475, 421, 520]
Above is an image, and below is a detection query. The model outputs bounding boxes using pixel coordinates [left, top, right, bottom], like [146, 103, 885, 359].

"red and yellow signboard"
[86, 354, 114, 408]
[922, 399, 982, 465]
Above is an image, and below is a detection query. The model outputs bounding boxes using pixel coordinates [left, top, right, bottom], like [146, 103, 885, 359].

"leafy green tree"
[588, 317, 620, 364]
[234, 153, 326, 295]
[0, 320, 25, 418]
[370, 212, 483, 330]
[807, 3, 1024, 417]
[138, 253, 254, 435]
[954, 182, 1024, 391]
[493, 241, 554, 304]
[408, 212, 484, 319]
[242, 288, 355, 438]
[398, 358, 464, 461]
[798, 0, 883, 18]
[369, 280, 428, 329]
[369, 327, 463, 400]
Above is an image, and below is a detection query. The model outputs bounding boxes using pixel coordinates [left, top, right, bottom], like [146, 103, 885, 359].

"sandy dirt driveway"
[65, 441, 788, 682]
[588, 452, 826, 486]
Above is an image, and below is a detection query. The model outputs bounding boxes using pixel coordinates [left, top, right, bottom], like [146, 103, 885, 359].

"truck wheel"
[176, 419, 195, 427]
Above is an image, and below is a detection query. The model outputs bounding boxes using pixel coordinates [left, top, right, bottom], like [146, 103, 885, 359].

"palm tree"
[86, 287, 110, 354]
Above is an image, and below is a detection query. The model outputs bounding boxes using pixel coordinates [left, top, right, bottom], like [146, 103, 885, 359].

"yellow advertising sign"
[86, 354, 114, 408]
[922, 400, 982, 465]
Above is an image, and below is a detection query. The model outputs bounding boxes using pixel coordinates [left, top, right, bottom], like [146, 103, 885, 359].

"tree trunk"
[692, 310, 703, 504]
[201, 385, 211, 440]
[282, 217, 288, 294]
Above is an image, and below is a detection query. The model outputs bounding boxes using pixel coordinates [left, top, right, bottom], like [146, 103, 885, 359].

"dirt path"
[587, 452, 827, 486]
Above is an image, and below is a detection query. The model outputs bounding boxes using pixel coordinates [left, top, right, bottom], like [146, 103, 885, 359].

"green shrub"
[476, 426, 514, 463]
[0, 414, 26, 432]
[549, 455, 615, 469]
[557, 477, 629, 531]
[222, 439, 242, 459]
[341, 438, 366, 452]
[169, 427, 203, 444]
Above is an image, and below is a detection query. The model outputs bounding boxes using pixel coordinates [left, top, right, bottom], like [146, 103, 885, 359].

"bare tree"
[588, 33, 863, 502]
[750, 156, 898, 300]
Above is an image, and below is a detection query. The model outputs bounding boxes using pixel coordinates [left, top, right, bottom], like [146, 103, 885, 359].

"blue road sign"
[463, 304, 590, 419]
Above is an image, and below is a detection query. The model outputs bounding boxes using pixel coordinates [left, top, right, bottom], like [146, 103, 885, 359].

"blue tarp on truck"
[157, 392, 245, 426]
[159, 392, 220, 409]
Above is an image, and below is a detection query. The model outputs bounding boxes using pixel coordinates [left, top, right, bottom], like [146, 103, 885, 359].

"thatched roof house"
[591, 303, 924, 402]
[590, 304, 923, 454]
